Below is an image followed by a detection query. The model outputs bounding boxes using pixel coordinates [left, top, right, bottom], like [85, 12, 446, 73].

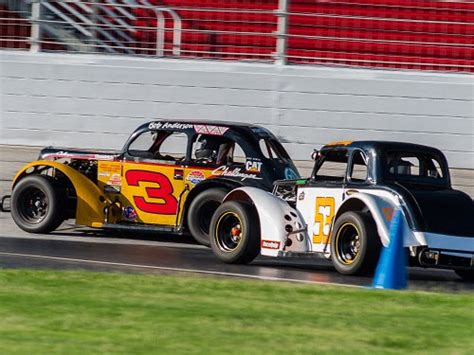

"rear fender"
[13, 160, 110, 227]
[336, 193, 423, 247]
[223, 187, 311, 256]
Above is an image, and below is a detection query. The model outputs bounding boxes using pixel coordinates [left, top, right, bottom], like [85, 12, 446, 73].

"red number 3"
[125, 170, 178, 215]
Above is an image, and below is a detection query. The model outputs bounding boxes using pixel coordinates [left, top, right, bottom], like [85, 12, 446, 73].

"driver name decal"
[148, 122, 193, 130]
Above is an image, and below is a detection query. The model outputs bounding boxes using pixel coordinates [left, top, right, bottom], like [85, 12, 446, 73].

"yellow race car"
[2, 120, 299, 246]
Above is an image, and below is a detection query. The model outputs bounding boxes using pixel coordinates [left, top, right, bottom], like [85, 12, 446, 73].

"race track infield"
[0, 269, 473, 354]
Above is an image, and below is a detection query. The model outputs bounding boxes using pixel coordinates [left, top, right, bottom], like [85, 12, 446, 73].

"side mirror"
[311, 149, 320, 161]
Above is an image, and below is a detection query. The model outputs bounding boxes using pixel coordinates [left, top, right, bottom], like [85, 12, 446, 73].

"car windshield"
[313, 149, 348, 182]
[383, 151, 446, 183]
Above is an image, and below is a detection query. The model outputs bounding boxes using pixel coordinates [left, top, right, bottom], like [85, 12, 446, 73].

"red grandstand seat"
[0, 5, 30, 49]
[126, 0, 474, 72]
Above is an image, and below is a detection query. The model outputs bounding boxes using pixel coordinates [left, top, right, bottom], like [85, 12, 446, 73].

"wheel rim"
[335, 223, 361, 265]
[17, 186, 49, 224]
[214, 212, 243, 253]
[198, 200, 221, 234]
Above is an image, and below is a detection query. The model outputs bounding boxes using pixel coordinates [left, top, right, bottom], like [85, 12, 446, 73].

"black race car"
[210, 140, 474, 280]
[1, 120, 299, 246]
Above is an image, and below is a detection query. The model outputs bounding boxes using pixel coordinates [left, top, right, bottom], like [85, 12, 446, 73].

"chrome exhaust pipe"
[418, 248, 440, 266]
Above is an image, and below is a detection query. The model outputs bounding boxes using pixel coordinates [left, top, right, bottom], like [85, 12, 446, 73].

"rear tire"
[11, 175, 65, 233]
[455, 269, 474, 282]
[187, 188, 227, 246]
[330, 211, 381, 275]
[210, 201, 260, 264]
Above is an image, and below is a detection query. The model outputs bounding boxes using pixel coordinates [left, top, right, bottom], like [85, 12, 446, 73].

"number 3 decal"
[313, 197, 335, 244]
[125, 170, 178, 215]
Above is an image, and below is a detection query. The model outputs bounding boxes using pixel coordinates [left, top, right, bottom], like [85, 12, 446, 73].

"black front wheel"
[330, 211, 381, 275]
[11, 175, 65, 233]
[210, 201, 260, 264]
[187, 188, 228, 247]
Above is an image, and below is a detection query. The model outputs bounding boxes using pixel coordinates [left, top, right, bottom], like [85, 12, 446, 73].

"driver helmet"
[195, 139, 219, 161]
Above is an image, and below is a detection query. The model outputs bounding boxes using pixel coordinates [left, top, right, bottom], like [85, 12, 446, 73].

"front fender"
[224, 187, 311, 256]
[13, 160, 109, 228]
[336, 193, 423, 247]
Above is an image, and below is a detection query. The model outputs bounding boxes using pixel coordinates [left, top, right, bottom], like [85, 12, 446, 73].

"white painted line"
[0, 251, 363, 288]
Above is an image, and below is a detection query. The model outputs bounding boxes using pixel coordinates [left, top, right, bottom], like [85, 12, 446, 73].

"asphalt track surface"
[0, 211, 473, 292]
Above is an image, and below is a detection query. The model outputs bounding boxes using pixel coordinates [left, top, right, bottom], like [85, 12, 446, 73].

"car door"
[103, 129, 187, 226]
[296, 149, 349, 253]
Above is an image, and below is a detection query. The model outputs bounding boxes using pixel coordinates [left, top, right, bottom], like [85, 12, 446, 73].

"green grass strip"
[0, 269, 472, 354]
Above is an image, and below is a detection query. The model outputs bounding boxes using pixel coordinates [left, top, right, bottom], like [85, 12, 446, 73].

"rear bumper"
[414, 232, 474, 270]
[418, 248, 474, 270]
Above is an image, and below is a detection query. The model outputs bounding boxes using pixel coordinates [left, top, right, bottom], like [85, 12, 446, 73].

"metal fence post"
[275, 0, 289, 65]
[90, 0, 98, 53]
[155, 10, 165, 57]
[30, 0, 41, 52]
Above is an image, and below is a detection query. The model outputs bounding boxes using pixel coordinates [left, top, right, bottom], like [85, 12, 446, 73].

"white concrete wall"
[1, 51, 473, 171]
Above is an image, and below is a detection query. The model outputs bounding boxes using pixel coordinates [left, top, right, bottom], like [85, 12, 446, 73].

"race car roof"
[135, 119, 276, 139]
[142, 119, 263, 129]
[321, 140, 444, 156]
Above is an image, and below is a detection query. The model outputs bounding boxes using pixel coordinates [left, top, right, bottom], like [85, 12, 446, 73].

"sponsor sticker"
[245, 158, 263, 173]
[298, 191, 305, 201]
[194, 125, 229, 136]
[211, 166, 262, 181]
[261, 240, 281, 250]
[122, 206, 138, 221]
[186, 170, 206, 185]
[107, 173, 122, 186]
[100, 163, 121, 174]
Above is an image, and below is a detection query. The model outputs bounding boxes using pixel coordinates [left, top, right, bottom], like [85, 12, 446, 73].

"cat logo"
[245, 159, 263, 173]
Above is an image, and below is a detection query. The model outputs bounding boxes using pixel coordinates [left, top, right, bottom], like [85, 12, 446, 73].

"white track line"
[0, 251, 363, 288]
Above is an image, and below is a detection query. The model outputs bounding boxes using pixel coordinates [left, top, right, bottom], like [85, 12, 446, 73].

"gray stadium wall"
[1, 51, 473, 189]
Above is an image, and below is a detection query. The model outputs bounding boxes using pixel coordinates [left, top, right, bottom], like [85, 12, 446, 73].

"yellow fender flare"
[13, 160, 110, 228]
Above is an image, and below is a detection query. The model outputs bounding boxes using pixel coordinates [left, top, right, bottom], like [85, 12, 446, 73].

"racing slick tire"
[330, 211, 381, 275]
[11, 175, 65, 234]
[454, 269, 474, 282]
[187, 188, 228, 246]
[210, 201, 260, 264]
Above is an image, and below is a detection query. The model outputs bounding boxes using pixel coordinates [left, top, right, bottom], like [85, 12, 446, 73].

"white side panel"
[223, 187, 310, 257]
[296, 187, 344, 253]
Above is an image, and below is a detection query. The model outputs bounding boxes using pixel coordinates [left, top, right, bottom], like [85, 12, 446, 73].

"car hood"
[39, 147, 121, 161]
